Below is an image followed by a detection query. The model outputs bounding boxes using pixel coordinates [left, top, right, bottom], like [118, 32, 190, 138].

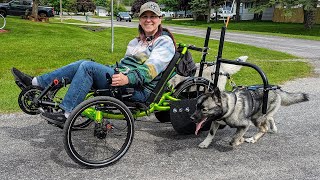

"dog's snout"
[190, 112, 199, 123]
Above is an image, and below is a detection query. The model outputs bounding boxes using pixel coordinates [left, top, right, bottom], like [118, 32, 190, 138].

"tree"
[65, 0, 78, 13]
[94, 0, 107, 7]
[114, 3, 127, 15]
[190, 0, 208, 20]
[205, 0, 211, 23]
[179, 0, 192, 17]
[158, 0, 178, 11]
[302, 0, 318, 29]
[123, 0, 136, 6]
[251, 0, 270, 21]
[31, 0, 39, 20]
[76, 0, 96, 15]
[47, 0, 69, 14]
[235, 0, 240, 21]
[104, 0, 127, 16]
[190, 0, 226, 22]
[131, 0, 154, 14]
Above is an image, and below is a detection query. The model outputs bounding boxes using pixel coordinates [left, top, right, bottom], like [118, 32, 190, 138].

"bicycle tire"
[63, 96, 134, 168]
[18, 86, 47, 115]
[0, 14, 6, 30]
[18, 85, 64, 115]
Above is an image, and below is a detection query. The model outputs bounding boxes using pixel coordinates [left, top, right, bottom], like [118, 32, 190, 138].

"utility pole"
[111, 0, 114, 52]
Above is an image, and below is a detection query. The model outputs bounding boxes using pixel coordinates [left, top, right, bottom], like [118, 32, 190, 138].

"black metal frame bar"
[198, 27, 211, 77]
[212, 26, 270, 114]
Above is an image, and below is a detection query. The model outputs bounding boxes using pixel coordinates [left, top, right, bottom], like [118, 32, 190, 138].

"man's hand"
[111, 73, 129, 86]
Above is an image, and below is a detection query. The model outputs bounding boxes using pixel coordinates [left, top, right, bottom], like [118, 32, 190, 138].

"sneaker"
[40, 111, 66, 128]
[11, 67, 33, 89]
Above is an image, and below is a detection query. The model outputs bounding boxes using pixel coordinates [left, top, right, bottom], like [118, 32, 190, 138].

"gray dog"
[191, 86, 309, 148]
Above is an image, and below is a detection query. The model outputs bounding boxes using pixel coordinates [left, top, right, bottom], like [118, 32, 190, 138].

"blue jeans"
[37, 60, 149, 112]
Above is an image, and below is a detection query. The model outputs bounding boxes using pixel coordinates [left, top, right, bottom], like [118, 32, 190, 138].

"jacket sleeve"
[126, 35, 175, 86]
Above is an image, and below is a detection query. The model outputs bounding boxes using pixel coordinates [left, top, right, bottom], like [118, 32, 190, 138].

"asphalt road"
[1, 18, 320, 179]
[69, 16, 320, 59]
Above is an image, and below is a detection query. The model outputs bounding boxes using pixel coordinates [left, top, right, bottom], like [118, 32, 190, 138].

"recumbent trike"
[15, 24, 273, 168]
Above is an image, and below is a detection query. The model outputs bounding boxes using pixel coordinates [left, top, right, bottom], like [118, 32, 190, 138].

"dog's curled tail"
[220, 56, 248, 75]
[278, 89, 309, 106]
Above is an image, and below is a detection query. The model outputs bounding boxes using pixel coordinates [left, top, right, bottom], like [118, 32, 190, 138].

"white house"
[95, 6, 108, 16]
[210, 1, 274, 21]
[239, 2, 273, 20]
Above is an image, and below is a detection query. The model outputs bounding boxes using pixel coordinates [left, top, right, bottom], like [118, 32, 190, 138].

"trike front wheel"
[63, 96, 134, 168]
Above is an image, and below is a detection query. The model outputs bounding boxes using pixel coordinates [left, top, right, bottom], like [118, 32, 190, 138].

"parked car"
[211, 9, 235, 20]
[0, 0, 54, 17]
[161, 11, 174, 17]
[116, 12, 131, 22]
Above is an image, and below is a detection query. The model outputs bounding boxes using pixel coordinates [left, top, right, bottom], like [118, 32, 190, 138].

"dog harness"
[247, 90, 261, 117]
[233, 86, 263, 117]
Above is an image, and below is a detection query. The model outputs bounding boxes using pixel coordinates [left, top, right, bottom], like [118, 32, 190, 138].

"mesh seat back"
[145, 50, 182, 105]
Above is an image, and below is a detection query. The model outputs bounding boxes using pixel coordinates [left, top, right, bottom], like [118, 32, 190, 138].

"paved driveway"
[1, 18, 320, 179]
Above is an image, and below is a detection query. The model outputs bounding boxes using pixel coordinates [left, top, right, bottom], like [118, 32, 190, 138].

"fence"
[273, 7, 320, 24]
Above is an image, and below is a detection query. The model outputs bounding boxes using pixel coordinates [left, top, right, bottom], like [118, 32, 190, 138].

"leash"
[210, 71, 237, 89]
[227, 74, 237, 88]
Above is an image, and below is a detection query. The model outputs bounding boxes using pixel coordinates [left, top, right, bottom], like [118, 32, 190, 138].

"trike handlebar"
[187, 45, 205, 52]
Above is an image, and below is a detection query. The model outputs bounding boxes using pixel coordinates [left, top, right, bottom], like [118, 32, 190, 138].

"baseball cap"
[139, 2, 162, 17]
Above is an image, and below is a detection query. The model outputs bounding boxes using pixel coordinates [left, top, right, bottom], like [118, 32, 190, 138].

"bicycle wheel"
[18, 85, 65, 115]
[173, 79, 214, 99]
[171, 79, 215, 134]
[0, 14, 5, 30]
[63, 96, 134, 168]
[18, 86, 59, 115]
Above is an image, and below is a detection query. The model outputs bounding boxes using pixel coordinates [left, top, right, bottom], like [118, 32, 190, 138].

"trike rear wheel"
[63, 96, 134, 168]
[171, 80, 215, 134]
[154, 80, 214, 125]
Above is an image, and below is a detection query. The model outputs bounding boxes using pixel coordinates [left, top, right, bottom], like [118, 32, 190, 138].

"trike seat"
[93, 87, 150, 110]
[93, 49, 184, 112]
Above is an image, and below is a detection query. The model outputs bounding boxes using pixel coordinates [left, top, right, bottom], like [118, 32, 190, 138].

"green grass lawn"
[0, 17, 312, 113]
[50, 18, 99, 24]
[163, 20, 320, 41]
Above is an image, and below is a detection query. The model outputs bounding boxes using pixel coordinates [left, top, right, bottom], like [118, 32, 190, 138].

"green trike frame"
[17, 24, 272, 168]
[62, 27, 217, 168]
